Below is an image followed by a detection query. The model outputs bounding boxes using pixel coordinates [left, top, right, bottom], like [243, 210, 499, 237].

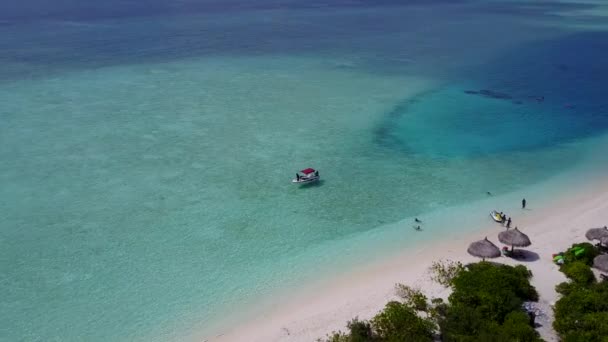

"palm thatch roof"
[498, 227, 531, 248]
[585, 226, 608, 241]
[468, 237, 501, 260]
[592, 254, 608, 273]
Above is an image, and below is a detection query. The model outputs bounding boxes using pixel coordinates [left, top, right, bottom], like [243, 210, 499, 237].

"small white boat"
[490, 210, 504, 223]
[292, 168, 320, 184]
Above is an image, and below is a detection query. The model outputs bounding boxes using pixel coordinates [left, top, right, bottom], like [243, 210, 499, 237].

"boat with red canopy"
[292, 168, 320, 184]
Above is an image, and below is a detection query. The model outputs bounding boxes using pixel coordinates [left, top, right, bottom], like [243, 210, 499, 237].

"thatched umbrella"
[498, 227, 531, 252]
[468, 237, 501, 261]
[585, 226, 608, 241]
[592, 254, 608, 273]
[600, 235, 608, 247]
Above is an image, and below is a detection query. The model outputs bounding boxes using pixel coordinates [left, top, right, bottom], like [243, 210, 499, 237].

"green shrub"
[448, 262, 537, 322]
[346, 318, 374, 342]
[321, 318, 374, 342]
[429, 260, 465, 288]
[371, 301, 435, 342]
[322, 331, 349, 342]
[555, 281, 576, 296]
[439, 262, 540, 341]
[321, 262, 542, 342]
[561, 261, 596, 285]
[438, 303, 485, 341]
[320, 302, 435, 342]
[395, 284, 428, 312]
[500, 311, 542, 341]
[554, 274, 608, 341]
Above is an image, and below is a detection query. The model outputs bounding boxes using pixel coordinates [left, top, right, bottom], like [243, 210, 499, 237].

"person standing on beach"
[507, 217, 512, 228]
[522, 198, 526, 209]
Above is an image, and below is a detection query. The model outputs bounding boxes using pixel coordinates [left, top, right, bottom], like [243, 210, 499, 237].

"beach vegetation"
[371, 301, 435, 341]
[562, 242, 600, 265]
[323, 331, 349, 342]
[439, 262, 541, 341]
[345, 318, 374, 342]
[324, 318, 375, 342]
[553, 258, 608, 341]
[560, 261, 596, 286]
[555, 281, 577, 296]
[395, 284, 428, 312]
[429, 260, 465, 288]
[321, 303, 434, 342]
[322, 262, 542, 342]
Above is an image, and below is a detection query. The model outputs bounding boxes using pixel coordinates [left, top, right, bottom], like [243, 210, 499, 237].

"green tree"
[560, 261, 596, 286]
[395, 284, 428, 312]
[322, 318, 375, 342]
[371, 301, 435, 342]
[346, 318, 374, 342]
[440, 262, 541, 342]
[554, 280, 608, 341]
[500, 311, 542, 341]
[448, 262, 537, 322]
[429, 260, 465, 287]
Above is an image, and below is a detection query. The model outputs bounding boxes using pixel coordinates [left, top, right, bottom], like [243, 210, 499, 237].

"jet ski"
[490, 210, 504, 223]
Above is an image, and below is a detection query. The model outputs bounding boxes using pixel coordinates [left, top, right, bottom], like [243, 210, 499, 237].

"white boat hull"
[292, 176, 320, 184]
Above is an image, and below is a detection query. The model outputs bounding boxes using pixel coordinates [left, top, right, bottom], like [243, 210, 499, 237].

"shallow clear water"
[1, 1, 608, 341]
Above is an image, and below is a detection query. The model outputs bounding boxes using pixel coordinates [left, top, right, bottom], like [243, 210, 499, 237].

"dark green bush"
[323, 331, 349, 342]
[500, 311, 542, 341]
[439, 262, 540, 341]
[448, 262, 538, 322]
[439, 306, 542, 342]
[371, 301, 435, 342]
[438, 303, 485, 341]
[554, 264, 608, 342]
[320, 302, 435, 342]
[555, 281, 576, 296]
[346, 318, 374, 342]
[561, 261, 596, 285]
[323, 318, 374, 342]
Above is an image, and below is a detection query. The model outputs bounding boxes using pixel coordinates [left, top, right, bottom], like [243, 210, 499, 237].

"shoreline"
[199, 140, 608, 342]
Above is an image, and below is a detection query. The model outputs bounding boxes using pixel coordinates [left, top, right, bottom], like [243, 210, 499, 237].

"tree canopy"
[553, 243, 608, 342]
[321, 262, 542, 342]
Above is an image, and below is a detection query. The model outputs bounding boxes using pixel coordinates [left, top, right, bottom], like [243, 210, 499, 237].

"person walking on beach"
[507, 217, 512, 228]
[522, 198, 527, 209]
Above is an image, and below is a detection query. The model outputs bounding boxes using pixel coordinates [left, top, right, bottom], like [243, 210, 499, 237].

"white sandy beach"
[203, 170, 608, 342]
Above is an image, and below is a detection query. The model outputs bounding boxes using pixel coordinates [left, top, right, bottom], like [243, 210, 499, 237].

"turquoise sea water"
[2, 1, 608, 341]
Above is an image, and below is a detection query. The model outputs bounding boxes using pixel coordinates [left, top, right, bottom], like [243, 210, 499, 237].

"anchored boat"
[292, 168, 320, 184]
